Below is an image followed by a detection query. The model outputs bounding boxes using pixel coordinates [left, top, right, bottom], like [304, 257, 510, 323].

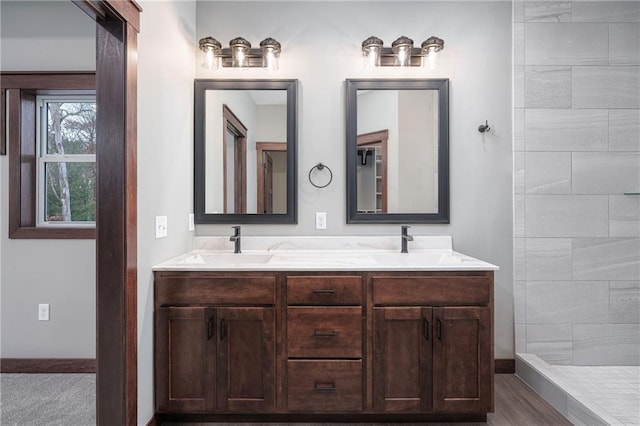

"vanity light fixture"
[362, 35, 444, 68]
[198, 36, 281, 70]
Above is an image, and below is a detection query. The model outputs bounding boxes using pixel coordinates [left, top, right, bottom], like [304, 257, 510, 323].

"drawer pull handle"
[437, 319, 442, 340]
[313, 289, 336, 294]
[220, 319, 227, 341]
[207, 316, 215, 340]
[422, 318, 430, 341]
[314, 382, 336, 392]
[313, 331, 337, 337]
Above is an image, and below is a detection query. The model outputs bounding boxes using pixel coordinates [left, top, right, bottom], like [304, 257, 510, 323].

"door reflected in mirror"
[194, 80, 297, 224]
[356, 88, 438, 214]
[346, 79, 449, 223]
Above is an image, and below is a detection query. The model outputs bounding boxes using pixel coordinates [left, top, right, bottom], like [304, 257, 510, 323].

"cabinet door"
[373, 307, 432, 412]
[216, 307, 276, 412]
[433, 307, 493, 413]
[155, 307, 216, 413]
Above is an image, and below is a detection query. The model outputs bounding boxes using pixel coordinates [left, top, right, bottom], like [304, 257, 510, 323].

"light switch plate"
[188, 213, 195, 231]
[155, 216, 168, 239]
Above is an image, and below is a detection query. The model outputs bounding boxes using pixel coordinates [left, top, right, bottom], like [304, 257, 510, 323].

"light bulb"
[421, 37, 444, 70]
[396, 46, 410, 67]
[198, 37, 221, 70]
[260, 38, 281, 71]
[230, 37, 251, 68]
[362, 36, 383, 68]
[392, 36, 414, 67]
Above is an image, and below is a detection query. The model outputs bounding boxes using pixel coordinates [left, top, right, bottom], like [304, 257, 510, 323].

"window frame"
[35, 94, 97, 228]
[2, 72, 96, 239]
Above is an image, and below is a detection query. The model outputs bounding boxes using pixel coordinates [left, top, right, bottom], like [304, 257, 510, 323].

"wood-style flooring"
[166, 375, 572, 426]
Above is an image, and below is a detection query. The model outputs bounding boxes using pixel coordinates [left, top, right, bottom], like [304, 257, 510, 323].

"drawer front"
[287, 276, 362, 305]
[156, 275, 275, 305]
[287, 360, 362, 412]
[372, 276, 491, 306]
[287, 307, 362, 358]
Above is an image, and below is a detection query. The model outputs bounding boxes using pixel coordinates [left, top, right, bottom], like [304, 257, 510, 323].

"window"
[37, 95, 97, 227]
[2, 72, 96, 239]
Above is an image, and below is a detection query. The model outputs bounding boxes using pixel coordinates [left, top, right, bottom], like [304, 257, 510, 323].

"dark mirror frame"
[194, 79, 298, 224]
[346, 78, 449, 224]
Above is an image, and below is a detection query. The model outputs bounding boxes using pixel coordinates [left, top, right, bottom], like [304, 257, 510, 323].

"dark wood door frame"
[73, 1, 141, 425]
[221, 105, 247, 214]
[357, 129, 388, 213]
[256, 142, 286, 214]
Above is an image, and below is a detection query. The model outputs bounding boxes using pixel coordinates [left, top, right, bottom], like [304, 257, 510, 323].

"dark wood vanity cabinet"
[285, 275, 364, 413]
[373, 306, 433, 412]
[215, 306, 276, 412]
[432, 306, 492, 413]
[372, 275, 494, 415]
[156, 306, 215, 413]
[154, 270, 493, 421]
[154, 273, 276, 414]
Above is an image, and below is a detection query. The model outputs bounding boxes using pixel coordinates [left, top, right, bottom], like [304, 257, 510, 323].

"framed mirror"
[194, 79, 297, 224]
[346, 79, 449, 224]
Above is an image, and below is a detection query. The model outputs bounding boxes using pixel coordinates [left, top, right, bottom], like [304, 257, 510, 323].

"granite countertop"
[152, 236, 499, 272]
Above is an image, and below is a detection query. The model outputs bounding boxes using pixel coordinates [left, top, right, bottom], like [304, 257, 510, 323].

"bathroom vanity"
[153, 237, 497, 422]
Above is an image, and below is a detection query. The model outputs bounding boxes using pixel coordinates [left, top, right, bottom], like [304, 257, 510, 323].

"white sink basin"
[372, 252, 475, 266]
[371, 252, 444, 266]
[177, 253, 273, 265]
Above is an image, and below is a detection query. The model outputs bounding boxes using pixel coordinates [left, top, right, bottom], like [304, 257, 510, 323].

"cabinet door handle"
[220, 319, 227, 341]
[312, 289, 336, 294]
[313, 331, 337, 337]
[314, 382, 337, 391]
[436, 319, 443, 340]
[422, 318, 430, 341]
[207, 316, 215, 340]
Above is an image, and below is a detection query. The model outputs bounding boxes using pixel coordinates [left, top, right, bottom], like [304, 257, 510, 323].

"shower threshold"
[516, 353, 640, 425]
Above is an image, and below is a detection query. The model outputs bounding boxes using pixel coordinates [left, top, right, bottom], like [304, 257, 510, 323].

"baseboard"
[146, 413, 161, 426]
[0, 358, 96, 373]
[495, 358, 515, 374]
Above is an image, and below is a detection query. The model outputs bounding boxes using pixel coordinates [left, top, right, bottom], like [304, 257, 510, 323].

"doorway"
[256, 142, 287, 214]
[74, 1, 141, 425]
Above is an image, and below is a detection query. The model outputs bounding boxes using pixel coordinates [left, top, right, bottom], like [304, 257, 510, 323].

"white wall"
[0, 1, 95, 71]
[398, 90, 436, 213]
[136, 1, 197, 423]
[205, 90, 258, 213]
[0, 0, 96, 358]
[196, 1, 514, 358]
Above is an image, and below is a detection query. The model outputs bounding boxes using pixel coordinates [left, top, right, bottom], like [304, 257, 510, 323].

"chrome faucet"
[230, 226, 241, 253]
[401, 225, 413, 253]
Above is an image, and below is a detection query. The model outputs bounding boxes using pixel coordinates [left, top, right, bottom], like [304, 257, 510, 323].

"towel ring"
[308, 163, 333, 189]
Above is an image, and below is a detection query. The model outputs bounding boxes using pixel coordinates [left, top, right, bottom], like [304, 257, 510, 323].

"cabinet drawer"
[287, 307, 362, 358]
[287, 360, 362, 412]
[287, 276, 362, 305]
[156, 275, 275, 305]
[372, 276, 491, 306]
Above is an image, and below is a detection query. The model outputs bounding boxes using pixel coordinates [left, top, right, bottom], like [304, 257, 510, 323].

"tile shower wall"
[514, 0, 640, 366]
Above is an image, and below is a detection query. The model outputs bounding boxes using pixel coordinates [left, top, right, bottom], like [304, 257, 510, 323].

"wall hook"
[478, 120, 491, 133]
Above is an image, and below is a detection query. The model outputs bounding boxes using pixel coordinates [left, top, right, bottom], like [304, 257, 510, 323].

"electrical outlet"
[38, 304, 50, 321]
[188, 213, 195, 231]
[315, 212, 327, 230]
[155, 216, 168, 239]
